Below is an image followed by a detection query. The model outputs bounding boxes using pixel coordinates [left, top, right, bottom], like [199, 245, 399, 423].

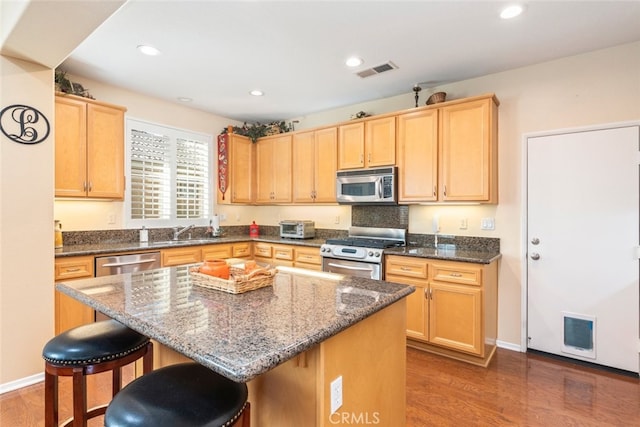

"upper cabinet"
[55, 94, 126, 199]
[338, 116, 396, 170]
[292, 126, 338, 203]
[255, 134, 292, 204]
[398, 94, 499, 204]
[218, 133, 253, 204]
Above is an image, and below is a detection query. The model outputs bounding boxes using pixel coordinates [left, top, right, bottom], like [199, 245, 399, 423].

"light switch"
[481, 217, 495, 230]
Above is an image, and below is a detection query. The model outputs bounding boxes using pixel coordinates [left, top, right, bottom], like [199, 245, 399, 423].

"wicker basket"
[189, 264, 276, 294]
[426, 92, 446, 105]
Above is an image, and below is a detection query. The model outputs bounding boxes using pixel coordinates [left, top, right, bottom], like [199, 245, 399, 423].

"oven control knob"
[368, 251, 374, 257]
[374, 252, 381, 257]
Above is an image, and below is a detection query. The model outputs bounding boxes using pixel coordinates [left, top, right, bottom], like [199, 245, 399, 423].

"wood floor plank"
[1, 349, 638, 426]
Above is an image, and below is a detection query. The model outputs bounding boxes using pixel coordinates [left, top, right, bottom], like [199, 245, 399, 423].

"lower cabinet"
[385, 255, 498, 366]
[161, 247, 202, 267]
[54, 256, 95, 334]
[254, 242, 321, 270]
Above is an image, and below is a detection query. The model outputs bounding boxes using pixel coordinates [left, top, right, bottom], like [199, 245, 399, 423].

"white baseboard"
[497, 340, 523, 352]
[0, 372, 44, 395]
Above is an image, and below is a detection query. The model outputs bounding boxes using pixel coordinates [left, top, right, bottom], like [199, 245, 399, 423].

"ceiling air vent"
[356, 61, 398, 78]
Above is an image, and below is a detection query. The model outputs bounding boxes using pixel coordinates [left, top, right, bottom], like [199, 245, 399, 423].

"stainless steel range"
[320, 226, 406, 280]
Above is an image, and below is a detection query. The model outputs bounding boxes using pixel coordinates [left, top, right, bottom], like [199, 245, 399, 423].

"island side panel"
[320, 300, 407, 426]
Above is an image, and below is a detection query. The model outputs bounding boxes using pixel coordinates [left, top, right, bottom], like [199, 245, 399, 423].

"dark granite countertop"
[385, 245, 501, 264]
[55, 235, 500, 264]
[54, 236, 325, 258]
[55, 265, 414, 382]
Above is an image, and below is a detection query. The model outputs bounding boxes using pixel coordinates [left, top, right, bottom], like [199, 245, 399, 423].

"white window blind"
[126, 119, 212, 226]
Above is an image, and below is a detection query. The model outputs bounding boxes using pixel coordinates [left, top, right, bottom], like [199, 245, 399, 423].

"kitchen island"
[56, 265, 414, 426]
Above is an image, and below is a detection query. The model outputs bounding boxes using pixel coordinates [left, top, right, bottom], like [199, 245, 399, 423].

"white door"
[527, 125, 639, 373]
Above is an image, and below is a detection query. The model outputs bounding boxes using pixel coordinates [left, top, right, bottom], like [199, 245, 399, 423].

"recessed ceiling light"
[137, 45, 161, 56]
[250, 90, 264, 96]
[500, 5, 524, 19]
[345, 57, 363, 67]
[177, 97, 192, 102]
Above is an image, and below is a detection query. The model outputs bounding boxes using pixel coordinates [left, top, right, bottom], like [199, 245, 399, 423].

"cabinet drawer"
[273, 245, 294, 261]
[385, 255, 427, 279]
[430, 262, 481, 286]
[202, 244, 232, 260]
[55, 256, 94, 281]
[162, 247, 201, 267]
[254, 243, 273, 258]
[233, 243, 252, 258]
[294, 247, 321, 265]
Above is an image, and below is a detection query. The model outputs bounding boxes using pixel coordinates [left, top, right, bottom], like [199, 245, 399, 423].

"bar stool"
[42, 319, 153, 427]
[104, 362, 250, 427]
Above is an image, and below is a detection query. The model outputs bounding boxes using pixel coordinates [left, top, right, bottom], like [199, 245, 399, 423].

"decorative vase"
[199, 259, 229, 279]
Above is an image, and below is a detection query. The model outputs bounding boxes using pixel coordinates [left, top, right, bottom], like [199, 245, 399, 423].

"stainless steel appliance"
[280, 220, 316, 239]
[336, 166, 397, 205]
[94, 252, 162, 321]
[320, 226, 406, 280]
[95, 252, 161, 276]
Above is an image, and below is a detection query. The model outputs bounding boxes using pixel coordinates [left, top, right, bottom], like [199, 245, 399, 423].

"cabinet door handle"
[443, 185, 447, 197]
[424, 288, 429, 299]
[83, 181, 88, 192]
[66, 267, 81, 272]
[433, 186, 436, 197]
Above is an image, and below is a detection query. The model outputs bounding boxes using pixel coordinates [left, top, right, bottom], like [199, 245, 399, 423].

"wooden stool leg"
[44, 368, 58, 427]
[112, 367, 122, 396]
[72, 367, 88, 427]
[143, 341, 154, 374]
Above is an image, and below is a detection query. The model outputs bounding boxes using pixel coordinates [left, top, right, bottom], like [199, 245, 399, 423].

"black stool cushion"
[43, 319, 149, 365]
[104, 362, 248, 427]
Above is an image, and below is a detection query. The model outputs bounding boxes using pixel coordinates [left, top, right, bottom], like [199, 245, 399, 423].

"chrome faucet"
[173, 224, 195, 240]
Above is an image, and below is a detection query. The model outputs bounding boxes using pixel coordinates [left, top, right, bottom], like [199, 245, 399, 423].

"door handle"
[530, 253, 540, 260]
[531, 237, 540, 245]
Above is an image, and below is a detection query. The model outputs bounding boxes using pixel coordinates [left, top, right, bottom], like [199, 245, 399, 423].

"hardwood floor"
[406, 348, 639, 427]
[1, 348, 638, 426]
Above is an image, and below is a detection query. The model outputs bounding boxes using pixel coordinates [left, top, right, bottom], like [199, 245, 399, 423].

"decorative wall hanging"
[0, 104, 50, 144]
[217, 133, 228, 200]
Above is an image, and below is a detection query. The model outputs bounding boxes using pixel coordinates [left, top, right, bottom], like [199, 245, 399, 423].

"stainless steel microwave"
[336, 167, 397, 204]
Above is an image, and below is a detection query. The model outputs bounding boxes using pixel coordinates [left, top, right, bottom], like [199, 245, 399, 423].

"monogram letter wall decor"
[0, 104, 50, 145]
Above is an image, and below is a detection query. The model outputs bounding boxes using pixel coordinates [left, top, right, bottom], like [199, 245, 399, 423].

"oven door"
[322, 257, 381, 280]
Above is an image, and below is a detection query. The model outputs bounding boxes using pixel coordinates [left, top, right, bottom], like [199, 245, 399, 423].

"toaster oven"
[280, 220, 316, 239]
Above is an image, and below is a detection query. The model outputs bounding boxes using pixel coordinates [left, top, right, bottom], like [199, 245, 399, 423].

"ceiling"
[59, 1, 640, 123]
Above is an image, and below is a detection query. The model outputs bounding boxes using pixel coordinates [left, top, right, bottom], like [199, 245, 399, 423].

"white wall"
[0, 56, 54, 387]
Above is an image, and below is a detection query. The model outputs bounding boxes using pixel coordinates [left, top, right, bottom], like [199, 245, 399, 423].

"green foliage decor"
[221, 121, 290, 143]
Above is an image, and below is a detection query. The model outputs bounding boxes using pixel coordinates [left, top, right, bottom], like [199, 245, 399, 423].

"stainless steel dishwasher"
[94, 252, 161, 320]
[95, 252, 161, 276]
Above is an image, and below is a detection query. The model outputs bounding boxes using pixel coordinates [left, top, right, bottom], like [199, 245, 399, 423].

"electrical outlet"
[459, 218, 468, 230]
[219, 213, 227, 221]
[330, 375, 343, 415]
[334, 215, 340, 224]
[481, 217, 495, 230]
[107, 214, 116, 224]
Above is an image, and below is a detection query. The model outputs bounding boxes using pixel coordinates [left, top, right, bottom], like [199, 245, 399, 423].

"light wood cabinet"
[253, 242, 320, 270]
[218, 133, 253, 204]
[439, 96, 498, 202]
[255, 134, 292, 204]
[397, 94, 498, 203]
[232, 242, 252, 258]
[161, 247, 201, 267]
[202, 244, 233, 260]
[292, 127, 338, 203]
[55, 94, 126, 199]
[293, 246, 322, 271]
[385, 255, 498, 366]
[54, 256, 95, 334]
[338, 116, 396, 170]
[397, 109, 439, 202]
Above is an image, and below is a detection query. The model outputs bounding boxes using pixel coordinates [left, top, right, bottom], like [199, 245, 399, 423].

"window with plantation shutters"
[125, 119, 212, 227]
